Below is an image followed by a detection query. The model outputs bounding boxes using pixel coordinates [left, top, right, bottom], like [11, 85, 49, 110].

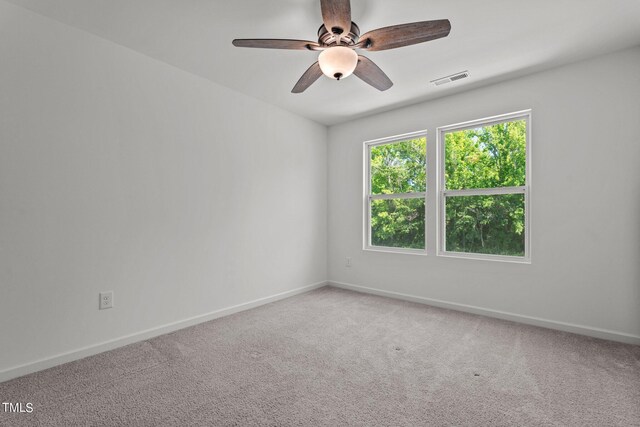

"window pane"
[445, 194, 525, 256]
[371, 198, 425, 249]
[370, 137, 426, 195]
[445, 120, 526, 190]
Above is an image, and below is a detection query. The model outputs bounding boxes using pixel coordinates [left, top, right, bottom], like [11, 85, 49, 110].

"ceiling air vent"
[431, 71, 469, 86]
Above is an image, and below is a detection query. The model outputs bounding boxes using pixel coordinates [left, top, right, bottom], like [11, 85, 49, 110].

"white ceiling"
[6, 0, 640, 125]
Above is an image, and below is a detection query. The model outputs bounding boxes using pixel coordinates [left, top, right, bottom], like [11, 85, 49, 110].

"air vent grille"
[449, 72, 469, 81]
[431, 71, 469, 86]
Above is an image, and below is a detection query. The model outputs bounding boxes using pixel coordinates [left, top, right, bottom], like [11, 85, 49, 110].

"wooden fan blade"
[320, 0, 351, 36]
[292, 61, 323, 93]
[353, 55, 393, 91]
[357, 19, 451, 51]
[232, 39, 320, 50]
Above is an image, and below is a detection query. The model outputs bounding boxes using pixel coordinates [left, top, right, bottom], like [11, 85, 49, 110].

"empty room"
[1, 0, 639, 425]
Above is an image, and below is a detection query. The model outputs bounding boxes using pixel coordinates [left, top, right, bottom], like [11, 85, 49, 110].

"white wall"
[0, 1, 327, 377]
[328, 47, 640, 342]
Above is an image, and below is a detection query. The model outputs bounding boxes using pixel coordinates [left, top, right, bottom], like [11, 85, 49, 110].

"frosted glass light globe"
[318, 46, 358, 80]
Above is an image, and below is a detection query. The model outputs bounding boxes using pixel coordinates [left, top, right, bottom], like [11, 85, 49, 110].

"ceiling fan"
[232, 0, 451, 93]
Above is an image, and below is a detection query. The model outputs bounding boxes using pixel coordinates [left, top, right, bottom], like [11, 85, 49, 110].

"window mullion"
[369, 192, 426, 201]
[443, 186, 526, 197]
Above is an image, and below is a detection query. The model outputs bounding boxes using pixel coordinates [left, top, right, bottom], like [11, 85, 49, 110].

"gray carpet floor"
[1, 286, 639, 426]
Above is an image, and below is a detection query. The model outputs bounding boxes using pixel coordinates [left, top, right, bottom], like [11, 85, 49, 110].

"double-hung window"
[364, 131, 427, 253]
[438, 110, 531, 262]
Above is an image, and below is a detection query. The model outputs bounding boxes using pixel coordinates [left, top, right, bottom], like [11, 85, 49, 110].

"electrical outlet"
[346, 257, 352, 267]
[99, 291, 113, 310]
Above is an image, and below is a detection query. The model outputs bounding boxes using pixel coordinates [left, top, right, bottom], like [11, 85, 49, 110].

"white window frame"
[437, 110, 531, 263]
[363, 130, 428, 255]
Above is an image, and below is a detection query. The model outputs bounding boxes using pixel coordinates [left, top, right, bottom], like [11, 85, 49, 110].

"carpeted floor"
[1, 287, 639, 426]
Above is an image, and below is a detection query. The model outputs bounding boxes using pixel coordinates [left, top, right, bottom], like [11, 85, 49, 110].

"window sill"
[437, 251, 531, 264]
[363, 246, 427, 256]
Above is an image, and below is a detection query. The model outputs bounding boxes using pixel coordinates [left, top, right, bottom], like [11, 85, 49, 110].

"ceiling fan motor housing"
[318, 22, 360, 46]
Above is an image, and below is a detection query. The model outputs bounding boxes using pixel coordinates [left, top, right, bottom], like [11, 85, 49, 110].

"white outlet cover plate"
[99, 291, 113, 310]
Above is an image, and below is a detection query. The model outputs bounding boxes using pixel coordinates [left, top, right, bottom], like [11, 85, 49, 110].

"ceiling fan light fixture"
[318, 46, 358, 80]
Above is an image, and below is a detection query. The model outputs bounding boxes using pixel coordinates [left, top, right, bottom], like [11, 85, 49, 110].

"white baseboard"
[0, 281, 328, 383]
[329, 281, 640, 345]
